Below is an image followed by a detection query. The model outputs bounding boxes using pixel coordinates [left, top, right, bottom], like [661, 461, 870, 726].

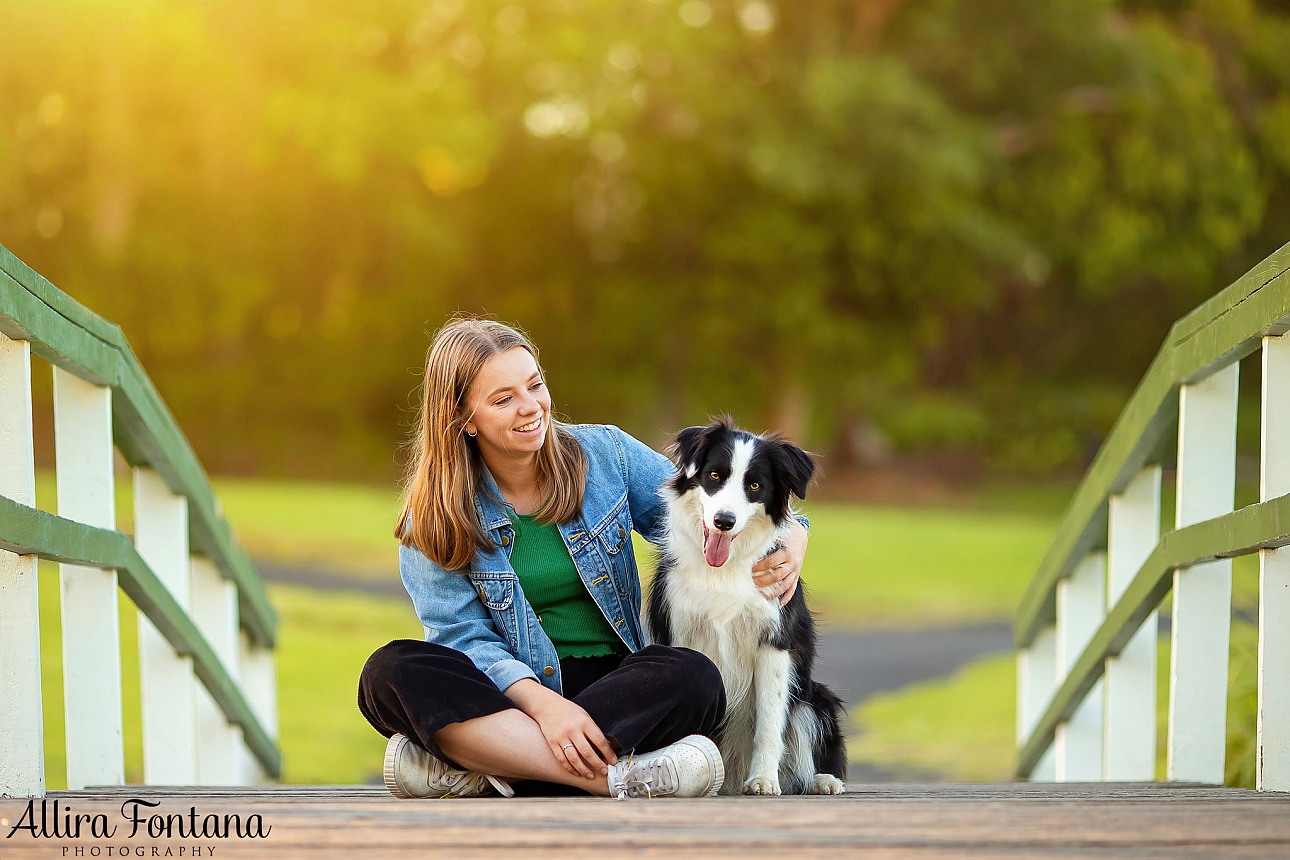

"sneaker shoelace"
[436, 767, 515, 799]
[611, 752, 678, 799]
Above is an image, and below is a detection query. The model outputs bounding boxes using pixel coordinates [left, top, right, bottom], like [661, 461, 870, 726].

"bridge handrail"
[0, 246, 275, 646]
[0, 244, 280, 788]
[1016, 242, 1290, 648]
[1015, 240, 1290, 788]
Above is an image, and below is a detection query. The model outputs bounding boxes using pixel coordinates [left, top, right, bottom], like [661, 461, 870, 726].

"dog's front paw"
[810, 774, 846, 795]
[742, 776, 781, 796]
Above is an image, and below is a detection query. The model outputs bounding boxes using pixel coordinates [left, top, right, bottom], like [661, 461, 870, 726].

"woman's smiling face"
[465, 346, 551, 459]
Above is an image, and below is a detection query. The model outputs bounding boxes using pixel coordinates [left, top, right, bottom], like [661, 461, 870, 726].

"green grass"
[33, 471, 404, 578]
[209, 478, 403, 576]
[38, 470, 1060, 624]
[38, 568, 420, 788]
[850, 652, 1018, 781]
[210, 488, 1062, 624]
[272, 583, 423, 784]
[851, 616, 1261, 786]
[797, 503, 1055, 624]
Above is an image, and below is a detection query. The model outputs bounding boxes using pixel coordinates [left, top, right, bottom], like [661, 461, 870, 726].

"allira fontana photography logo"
[4, 797, 271, 855]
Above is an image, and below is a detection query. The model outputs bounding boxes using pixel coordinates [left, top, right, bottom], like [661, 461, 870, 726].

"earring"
[466, 429, 477, 437]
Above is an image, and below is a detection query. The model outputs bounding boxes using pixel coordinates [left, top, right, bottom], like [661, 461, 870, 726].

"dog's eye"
[749, 482, 760, 491]
[708, 471, 720, 481]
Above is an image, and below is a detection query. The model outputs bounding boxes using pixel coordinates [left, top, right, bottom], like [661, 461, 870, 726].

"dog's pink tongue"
[704, 530, 733, 567]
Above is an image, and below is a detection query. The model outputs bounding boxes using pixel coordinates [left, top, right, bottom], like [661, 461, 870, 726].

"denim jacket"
[398, 422, 808, 696]
[399, 424, 673, 695]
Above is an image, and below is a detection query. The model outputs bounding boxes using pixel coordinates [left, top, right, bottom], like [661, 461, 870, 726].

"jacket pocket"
[593, 502, 633, 598]
[598, 509, 630, 556]
[471, 575, 515, 611]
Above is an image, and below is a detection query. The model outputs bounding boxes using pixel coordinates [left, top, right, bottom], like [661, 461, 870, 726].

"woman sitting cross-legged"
[357, 318, 809, 798]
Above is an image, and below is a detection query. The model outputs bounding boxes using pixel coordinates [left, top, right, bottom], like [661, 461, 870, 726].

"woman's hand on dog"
[751, 518, 808, 606]
[509, 679, 617, 779]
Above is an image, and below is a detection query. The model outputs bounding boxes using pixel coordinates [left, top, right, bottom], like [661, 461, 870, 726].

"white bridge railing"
[1015, 242, 1290, 789]
[0, 245, 279, 797]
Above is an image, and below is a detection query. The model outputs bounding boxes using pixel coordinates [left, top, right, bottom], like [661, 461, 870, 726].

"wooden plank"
[1018, 627, 1056, 741]
[0, 494, 280, 777]
[1018, 625, 1058, 781]
[1260, 333, 1290, 791]
[0, 244, 127, 350]
[1016, 490, 1290, 778]
[0, 333, 43, 798]
[52, 366, 124, 790]
[239, 630, 279, 785]
[1171, 241, 1290, 345]
[0, 784, 1287, 859]
[1054, 553, 1105, 781]
[134, 467, 199, 785]
[1104, 466, 1161, 781]
[1169, 363, 1237, 784]
[1017, 251, 1290, 647]
[191, 555, 243, 785]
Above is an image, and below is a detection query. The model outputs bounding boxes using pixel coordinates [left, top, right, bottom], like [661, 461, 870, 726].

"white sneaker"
[383, 734, 515, 798]
[606, 735, 724, 799]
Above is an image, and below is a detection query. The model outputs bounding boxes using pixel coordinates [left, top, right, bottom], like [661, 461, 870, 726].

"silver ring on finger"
[562, 743, 575, 750]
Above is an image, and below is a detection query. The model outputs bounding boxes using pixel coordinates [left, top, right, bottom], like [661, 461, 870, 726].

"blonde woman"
[358, 318, 809, 798]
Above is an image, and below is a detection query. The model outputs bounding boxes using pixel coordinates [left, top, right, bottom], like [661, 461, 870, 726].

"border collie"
[647, 418, 847, 795]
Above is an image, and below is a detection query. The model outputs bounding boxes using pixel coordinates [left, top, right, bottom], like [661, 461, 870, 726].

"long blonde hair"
[396, 317, 588, 570]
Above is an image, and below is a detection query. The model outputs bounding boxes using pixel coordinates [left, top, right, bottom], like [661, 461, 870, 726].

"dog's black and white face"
[666, 418, 815, 568]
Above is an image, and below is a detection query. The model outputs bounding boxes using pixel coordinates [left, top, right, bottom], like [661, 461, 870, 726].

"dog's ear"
[668, 424, 714, 470]
[774, 440, 816, 500]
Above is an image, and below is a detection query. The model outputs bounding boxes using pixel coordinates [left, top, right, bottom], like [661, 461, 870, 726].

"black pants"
[358, 640, 726, 795]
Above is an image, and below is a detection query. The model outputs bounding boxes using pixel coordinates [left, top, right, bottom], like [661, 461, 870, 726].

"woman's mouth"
[514, 416, 543, 435]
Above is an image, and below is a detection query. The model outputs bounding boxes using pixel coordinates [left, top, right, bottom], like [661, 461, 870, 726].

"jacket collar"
[473, 461, 515, 532]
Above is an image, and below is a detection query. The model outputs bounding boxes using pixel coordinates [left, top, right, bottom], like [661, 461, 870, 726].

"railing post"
[1018, 624, 1058, 781]
[0, 333, 43, 798]
[1055, 552, 1106, 781]
[1259, 333, 1290, 791]
[239, 630, 279, 785]
[190, 555, 244, 785]
[52, 366, 125, 789]
[1168, 362, 1237, 783]
[1104, 466, 1162, 780]
[134, 467, 199, 784]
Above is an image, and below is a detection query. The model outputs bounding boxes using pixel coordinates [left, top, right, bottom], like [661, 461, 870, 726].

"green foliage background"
[3, 0, 1288, 478]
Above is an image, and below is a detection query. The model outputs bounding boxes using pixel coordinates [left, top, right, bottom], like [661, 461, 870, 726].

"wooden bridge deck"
[3, 783, 1288, 858]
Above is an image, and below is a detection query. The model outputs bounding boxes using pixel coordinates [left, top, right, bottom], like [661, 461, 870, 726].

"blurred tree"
[0, 0, 1285, 480]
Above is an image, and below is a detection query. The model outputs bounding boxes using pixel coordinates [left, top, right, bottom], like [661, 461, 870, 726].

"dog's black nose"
[713, 511, 736, 532]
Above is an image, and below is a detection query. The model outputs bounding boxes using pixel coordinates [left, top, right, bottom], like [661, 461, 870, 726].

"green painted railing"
[1014, 240, 1290, 788]
[0, 244, 280, 784]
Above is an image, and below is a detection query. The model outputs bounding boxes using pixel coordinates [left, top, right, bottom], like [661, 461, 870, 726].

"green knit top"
[508, 513, 627, 659]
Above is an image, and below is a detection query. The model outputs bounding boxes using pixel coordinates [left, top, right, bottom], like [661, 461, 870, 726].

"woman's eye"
[496, 396, 511, 406]
[708, 471, 720, 481]
[530, 380, 544, 390]
[749, 482, 760, 491]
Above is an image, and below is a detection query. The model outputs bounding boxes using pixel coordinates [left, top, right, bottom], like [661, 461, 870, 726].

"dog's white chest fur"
[660, 493, 786, 791]
[664, 556, 780, 713]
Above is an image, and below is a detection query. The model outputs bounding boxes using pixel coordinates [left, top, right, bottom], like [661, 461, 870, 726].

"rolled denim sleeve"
[398, 542, 538, 692]
[609, 425, 675, 545]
